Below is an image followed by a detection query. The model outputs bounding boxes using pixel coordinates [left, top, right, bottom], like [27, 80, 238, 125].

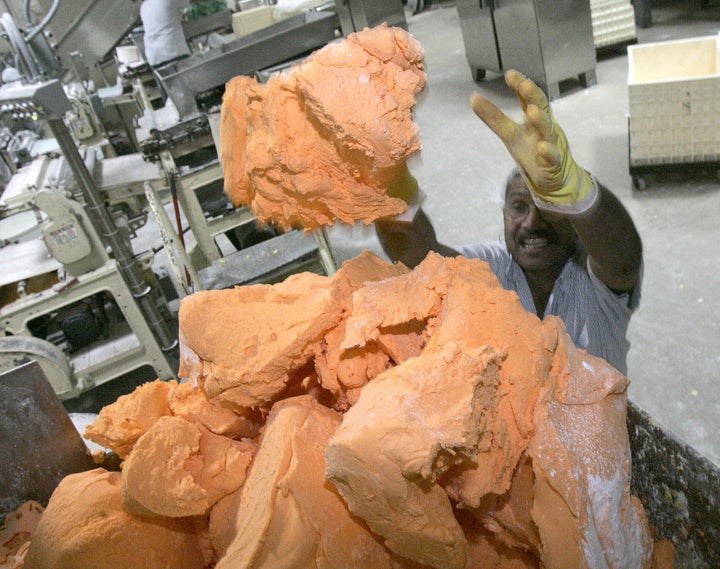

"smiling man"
[375, 70, 643, 374]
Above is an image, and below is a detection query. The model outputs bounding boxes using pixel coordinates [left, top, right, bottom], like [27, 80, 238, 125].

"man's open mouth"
[520, 236, 549, 250]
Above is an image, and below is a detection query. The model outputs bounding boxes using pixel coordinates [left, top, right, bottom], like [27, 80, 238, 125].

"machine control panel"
[0, 80, 71, 120]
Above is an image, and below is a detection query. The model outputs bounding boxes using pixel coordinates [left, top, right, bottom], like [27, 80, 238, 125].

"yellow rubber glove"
[386, 163, 419, 201]
[470, 70, 596, 211]
[385, 163, 424, 223]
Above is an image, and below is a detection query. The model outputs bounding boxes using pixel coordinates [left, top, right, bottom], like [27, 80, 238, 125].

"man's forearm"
[375, 209, 459, 269]
[570, 183, 643, 293]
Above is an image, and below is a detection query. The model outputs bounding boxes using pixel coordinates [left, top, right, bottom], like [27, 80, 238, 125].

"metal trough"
[156, 10, 338, 118]
[628, 400, 720, 568]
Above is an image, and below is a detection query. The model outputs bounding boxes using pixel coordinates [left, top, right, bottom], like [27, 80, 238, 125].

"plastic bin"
[628, 36, 720, 170]
[590, 0, 637, 49]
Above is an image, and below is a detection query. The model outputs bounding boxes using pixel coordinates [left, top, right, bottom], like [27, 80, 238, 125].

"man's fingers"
[537, 140, 562, 169]
[505, 69, 526, 91]
[517, 76, 550, 115]
[505, 69, 550, 115]
[504, 70, 529, 112]
[470, 91, 517, 141]
[526, 104, 554, 143]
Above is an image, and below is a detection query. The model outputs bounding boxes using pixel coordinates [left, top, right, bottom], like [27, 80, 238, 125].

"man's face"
[503, 176, 577, 274]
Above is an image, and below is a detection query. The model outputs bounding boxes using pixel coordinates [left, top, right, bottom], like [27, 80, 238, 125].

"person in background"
[376, 70, 643, 375]
[140, 0, 191, 68]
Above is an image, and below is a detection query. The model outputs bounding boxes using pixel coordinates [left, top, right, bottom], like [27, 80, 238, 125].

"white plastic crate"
[590, 0, 636, 49]
[628, 35, 720, 166]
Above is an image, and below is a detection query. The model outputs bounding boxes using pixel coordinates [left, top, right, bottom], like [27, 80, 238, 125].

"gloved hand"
[470, 70, 596, 212]
[385, 162, 425, 223]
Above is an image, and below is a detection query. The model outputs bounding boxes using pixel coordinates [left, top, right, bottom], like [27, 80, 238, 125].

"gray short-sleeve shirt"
[457, 240, 642, 375]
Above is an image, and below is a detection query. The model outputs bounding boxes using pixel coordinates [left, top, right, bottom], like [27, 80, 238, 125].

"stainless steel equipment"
[0, 361, 97, 519]
[35, 0, 141, 84]
[125, 10, 340, 288]
[0, 12, 63, 81]
[456, 0, 597, 100]
[197, 229, 333, 289]
[0, 0, 342, 404]
[152, 10, 338, 119]
[334, 0, 407, 37]
[182, 8, 233, 41]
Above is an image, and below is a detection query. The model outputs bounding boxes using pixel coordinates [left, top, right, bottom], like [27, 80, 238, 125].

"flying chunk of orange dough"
[220, 24, 426, 230]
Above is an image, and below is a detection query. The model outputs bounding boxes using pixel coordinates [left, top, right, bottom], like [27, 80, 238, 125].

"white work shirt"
[140, 0, 191, 66]
[457, 240, 642, 375]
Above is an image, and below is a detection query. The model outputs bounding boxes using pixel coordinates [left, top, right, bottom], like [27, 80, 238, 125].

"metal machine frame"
[0, 80, 178, 397]
[0, 260, 176, 398]
[149, 10, 338, 119]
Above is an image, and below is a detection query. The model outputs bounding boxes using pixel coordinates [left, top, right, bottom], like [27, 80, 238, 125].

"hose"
[24, 0, 60, 43]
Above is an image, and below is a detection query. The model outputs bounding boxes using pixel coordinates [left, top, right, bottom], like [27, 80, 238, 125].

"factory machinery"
[0, 79, 179, 399]
[0, 0, 410, 400]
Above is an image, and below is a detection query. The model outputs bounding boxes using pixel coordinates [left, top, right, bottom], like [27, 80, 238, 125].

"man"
[140, 0, 191, 68]
[140, 0, 193, 106]
[376, 70, 643, 374]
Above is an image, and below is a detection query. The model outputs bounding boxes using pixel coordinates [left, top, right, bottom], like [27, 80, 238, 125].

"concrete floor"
[329, 0, 720, 464]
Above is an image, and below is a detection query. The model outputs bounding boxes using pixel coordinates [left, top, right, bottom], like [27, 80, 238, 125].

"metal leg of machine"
[580, 69, 598, 88]
[633, 0, 652, 28]
[313, 227, 338, 277]
[456, 0, 597, 100]
[144, 180, 204, 295]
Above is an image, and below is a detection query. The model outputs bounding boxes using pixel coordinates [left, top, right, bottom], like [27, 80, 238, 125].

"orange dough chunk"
[23, 469, 207, 569]
[211, 396, 410, 569]
[121, 416, 255, 518]
[178, 272, 343, 410]
[220, 24, 426, 230]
